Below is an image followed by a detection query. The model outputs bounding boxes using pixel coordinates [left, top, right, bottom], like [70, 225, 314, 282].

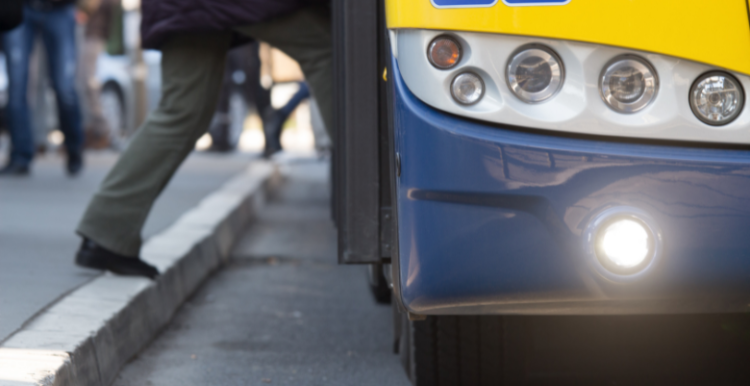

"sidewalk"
[0, 150, 255, 344]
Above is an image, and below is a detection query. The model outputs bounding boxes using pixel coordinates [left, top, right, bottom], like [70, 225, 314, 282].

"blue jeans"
[279, 82, 310, 118]
[2, 4, 82, 166]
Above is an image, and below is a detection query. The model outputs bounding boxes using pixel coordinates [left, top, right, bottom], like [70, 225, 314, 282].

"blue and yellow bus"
[333, 1, 750, 383]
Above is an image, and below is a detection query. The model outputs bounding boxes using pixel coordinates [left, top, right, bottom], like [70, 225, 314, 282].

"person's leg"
[235, 4, 333, 139]
[247, 43, 271, 118]
[265, 81, 310, 152]
[278, 82, 310, 119]
[208, 46, 241, 151]
[40, 4, 84, 173]
[1, 8, 35, 169]
[77, 32, 231, 257]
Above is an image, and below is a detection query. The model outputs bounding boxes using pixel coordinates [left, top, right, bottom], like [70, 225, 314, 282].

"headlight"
[597, 219, 651, 270]
[600, 55, 658, 114]
[451, 72, 484, 105]
[428, 35, 462, 70]
[689, 71, 745, 126]
[506, 44, 564, 104]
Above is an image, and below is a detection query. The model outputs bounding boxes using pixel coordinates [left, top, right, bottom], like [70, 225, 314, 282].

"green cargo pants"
[76, 6, 332, 257]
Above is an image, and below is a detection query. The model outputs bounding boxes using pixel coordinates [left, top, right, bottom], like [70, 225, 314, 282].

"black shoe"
[207, 116, 236, 153]
[0, 163, 30, 176]
[67, 151, 83, 176]
[75, 238, 159, 279]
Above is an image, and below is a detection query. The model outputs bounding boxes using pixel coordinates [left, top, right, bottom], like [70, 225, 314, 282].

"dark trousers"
[2, 4, 82, 166]
[78, 5, 332, 256]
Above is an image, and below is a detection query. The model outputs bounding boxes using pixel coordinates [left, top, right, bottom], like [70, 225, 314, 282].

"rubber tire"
[402, 314, 505, 386]
[368, 263, 392, 304]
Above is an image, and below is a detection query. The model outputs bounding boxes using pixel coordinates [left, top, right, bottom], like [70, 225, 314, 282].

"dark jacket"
[0, 0, 23, 31]
[141, 0, 323, 50]
[27, 0, 77, 11]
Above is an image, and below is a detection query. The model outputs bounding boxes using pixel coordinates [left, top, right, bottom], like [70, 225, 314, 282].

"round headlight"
[594, 215, 657, 276]
[689, 71, 745, 126]
[585, 207, 662, 280]
[506, 44, 564, 104]
[451, 72, 484, 105]
[600, 55, 658, 114]
[598, 219, 651, 270]
[428, 35, 461, 70]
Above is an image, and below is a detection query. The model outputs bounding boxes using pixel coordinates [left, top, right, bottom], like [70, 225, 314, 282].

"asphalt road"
[0, 150, 255, 343]
[113, 159, 411, 386]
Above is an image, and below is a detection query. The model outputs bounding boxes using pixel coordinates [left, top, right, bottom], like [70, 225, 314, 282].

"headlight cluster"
[506, 44, 564, 104]
[427, 35, 746, 125]
[689, 72, 745, 126]
[600, 55, 658, 114]
[451, 73, 484, 105]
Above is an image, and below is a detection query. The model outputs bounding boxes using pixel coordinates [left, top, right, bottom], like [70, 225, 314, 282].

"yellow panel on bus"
[386, 0, 750, 76]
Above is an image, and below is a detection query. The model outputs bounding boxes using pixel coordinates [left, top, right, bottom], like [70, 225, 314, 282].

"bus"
[333, 1, 750, 384]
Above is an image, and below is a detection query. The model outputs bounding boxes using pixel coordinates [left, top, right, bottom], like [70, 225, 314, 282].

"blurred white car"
[96, 48, 161, 149]
[95, 9, 161, 149]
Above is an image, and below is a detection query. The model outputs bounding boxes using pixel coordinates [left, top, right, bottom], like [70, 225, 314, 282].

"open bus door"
[331, 0, 396, 303]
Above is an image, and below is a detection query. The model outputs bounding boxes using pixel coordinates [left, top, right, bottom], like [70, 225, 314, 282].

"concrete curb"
[0, 161, 281, 386]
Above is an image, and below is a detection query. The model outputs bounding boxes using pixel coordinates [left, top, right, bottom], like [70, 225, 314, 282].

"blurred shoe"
[261, 146, 282, 159]
[67, 151, 83, 176]
[208, 121, 235, 152]
[0, 163, 30, 176]
[75, 238, 160, 279]
[209, 141, 234, 152]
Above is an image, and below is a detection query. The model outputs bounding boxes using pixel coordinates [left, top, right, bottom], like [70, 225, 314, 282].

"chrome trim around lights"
[689, 71, 745, 126]
[600, 54, 659, 114]
[506, 44, 565, 104]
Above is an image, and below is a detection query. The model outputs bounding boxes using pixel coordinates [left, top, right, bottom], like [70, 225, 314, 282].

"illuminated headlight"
[690, 71, 745, 126]
[428, 35, 462, 70]
[506, 44, 564, 104]
[451, 72, 484, 105]
[595, 217, 654, 274]
[600, 55, 658, 114]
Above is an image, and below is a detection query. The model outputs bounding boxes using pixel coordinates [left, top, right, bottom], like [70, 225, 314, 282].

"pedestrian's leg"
[40, 4, 84, 173]
[208, 46, 239, 151]
[278, 82, 310, 121]
[1, 9, 35, 169]
[247, 43, 271, 117]
[76, 32, 231, 257]
[269, 82, 310, 146]
[235, 5, 333, 139]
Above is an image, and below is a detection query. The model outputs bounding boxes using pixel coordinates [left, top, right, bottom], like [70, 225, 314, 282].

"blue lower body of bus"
[392, 60, 750, 315]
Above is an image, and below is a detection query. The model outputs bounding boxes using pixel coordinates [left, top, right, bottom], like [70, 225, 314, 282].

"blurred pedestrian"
[74, 1, 332, 278]
[78, 0, 118, 149]
[0, 0, 84, 176]
[208, 41, 271, 152]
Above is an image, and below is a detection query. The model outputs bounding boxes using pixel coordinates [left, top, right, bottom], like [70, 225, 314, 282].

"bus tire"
[404, 314, 505, 386]
[367, 263, 392, 304]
